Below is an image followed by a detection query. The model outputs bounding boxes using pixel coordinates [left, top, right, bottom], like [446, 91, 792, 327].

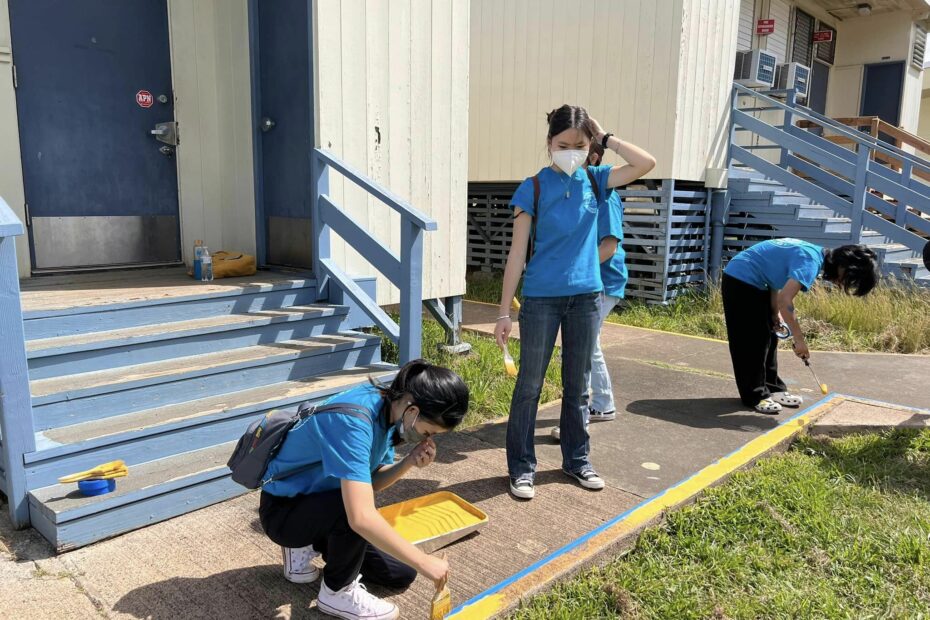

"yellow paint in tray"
[379, 491, 488, 548]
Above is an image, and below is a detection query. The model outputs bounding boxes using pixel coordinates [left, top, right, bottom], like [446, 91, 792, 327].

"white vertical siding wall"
[169, 0, 256, 265]
[738, 0, 756, 51]
[0, 0, 29, 277]
[674, 0, 741, 186]
[765, 0, 791, 64]
[470, 0, 681, 182]
[470, 0, 740, 186]
[314, 0, 469, 304]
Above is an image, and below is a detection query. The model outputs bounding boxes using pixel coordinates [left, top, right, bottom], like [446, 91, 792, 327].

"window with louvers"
[792, 9, 815, 66]
[912, 24, 927, 71]
[815, 23, 836, 64]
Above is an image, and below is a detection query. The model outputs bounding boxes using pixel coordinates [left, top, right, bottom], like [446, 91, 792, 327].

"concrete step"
[25, 364, 397, 490]
[25, 305, 351, 379]
[30, 332, 382, 430]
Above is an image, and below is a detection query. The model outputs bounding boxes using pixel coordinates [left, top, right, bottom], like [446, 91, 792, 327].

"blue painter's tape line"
[449, 393, 840, 615]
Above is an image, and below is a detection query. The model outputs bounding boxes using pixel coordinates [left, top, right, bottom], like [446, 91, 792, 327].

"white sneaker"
[771, 392, 803, 408]
[283, 544, 321, 584]
[509, 477, 535, 499]
[588, 408, 616, 421]
[550, 426, 560, 441]
[318, 575, 399, 620]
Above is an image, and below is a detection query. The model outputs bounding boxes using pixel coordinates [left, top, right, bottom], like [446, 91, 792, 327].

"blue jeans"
[586, 293, 621, 414]
[506, 293, 600, 481]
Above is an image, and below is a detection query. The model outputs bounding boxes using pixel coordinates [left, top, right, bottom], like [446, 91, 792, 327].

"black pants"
[721, 274, 787, 407]
[259, 490, 416, 591]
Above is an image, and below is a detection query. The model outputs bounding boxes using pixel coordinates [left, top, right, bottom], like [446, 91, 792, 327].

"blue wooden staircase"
[726, 84, 930, 286]
[0, 148, 436, 550]
[22, 272, 395, 550]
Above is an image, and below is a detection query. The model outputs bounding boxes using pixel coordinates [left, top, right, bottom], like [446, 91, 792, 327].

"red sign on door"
[135, 90, 154, 108]
[812, 30, 834, 43]
[756, 19, 775, 35]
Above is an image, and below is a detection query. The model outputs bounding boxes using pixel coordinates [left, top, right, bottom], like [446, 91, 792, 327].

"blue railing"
[730, 83, 930, 254]
[0, 197, 35, 529]
[311, 149, 437, 364]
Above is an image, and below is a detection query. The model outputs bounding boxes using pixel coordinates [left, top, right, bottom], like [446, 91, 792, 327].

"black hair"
[546, 104, 595, 142]
[588, 142, 605, 166]
[822, 244, 879, 296]
[372, 359, 469, 430]
[923, 240, 930, 271]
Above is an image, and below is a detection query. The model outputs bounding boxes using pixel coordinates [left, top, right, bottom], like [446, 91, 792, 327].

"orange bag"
[211, 251, 257, 278]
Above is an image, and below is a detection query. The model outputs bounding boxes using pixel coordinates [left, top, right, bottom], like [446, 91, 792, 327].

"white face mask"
[551, 149, 588, 176]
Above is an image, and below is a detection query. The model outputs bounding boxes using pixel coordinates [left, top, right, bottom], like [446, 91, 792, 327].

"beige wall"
[169, 0, 256, 266]
[0, 0, 29, 277]
[468, 0, 739, 186]
[314, 0, 469, 303]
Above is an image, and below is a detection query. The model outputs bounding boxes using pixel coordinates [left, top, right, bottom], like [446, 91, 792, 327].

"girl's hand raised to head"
[495, 316, 512, 348]
[588, 117, 605, 142]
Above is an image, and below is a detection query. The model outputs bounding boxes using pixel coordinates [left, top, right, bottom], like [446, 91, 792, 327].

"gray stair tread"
[30, 442, 235, 518]
[26, 305, 345, 354]
[41, 364, 396, 445]
[31, 332, 376, 399]
[21, 268, 313, 315]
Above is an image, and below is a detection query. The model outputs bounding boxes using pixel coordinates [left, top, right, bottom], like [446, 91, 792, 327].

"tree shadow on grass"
[798, 428, 930, 501]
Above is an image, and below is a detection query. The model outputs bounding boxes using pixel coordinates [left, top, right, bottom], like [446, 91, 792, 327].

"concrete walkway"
[2, 301, 927, 619]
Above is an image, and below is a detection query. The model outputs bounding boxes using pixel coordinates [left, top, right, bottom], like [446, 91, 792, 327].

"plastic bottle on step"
[193, 239, 204, 280]
[200, 246, 214, 282]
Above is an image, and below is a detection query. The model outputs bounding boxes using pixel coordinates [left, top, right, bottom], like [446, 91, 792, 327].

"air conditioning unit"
[733, 49, 778, 88]
[774, 62, 811, 99]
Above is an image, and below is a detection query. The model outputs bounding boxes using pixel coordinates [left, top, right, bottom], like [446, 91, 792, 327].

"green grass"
[511, 429, 930, 619]
[465, 272, 930, 354]
[376, 319, 562, 428]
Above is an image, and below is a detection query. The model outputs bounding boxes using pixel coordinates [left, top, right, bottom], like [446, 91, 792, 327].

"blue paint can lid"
[77, 479, 116, 496]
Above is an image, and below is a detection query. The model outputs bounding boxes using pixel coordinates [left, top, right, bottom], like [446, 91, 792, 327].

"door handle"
[151, 121, 179, 146]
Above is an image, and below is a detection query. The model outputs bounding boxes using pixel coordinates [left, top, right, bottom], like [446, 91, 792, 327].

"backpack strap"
[525, 175, 540, 265]
[263, 402, 377, 485]
[585, 168, 601, 203]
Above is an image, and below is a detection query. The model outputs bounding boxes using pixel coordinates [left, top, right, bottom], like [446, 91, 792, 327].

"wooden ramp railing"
[797, 116, 930, 184]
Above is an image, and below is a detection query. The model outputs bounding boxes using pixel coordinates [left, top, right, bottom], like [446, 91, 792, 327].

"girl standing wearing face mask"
[259, 360, 469, 620]
[495, 104, 655, 501]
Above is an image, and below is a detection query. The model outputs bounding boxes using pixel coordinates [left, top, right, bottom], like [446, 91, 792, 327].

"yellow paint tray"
[378, 491, 488, 554]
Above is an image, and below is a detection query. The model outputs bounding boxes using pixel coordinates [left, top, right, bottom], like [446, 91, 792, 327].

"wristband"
[601, 132, 614, 148]
[496, 315, 511, 321]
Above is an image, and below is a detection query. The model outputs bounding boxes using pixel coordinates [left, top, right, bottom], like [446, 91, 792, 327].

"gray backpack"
[227, 400, 374, 489]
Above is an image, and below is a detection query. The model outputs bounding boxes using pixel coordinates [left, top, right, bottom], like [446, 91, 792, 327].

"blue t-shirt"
[598, 190, 627, 298]
[262, 384, 396, 497]
[725, 238, 825, 291]
[510, 164, 612, 297]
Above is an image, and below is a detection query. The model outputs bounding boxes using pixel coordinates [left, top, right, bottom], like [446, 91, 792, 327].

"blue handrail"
[730, 84, 930, 255]
[0, 197, 35, 529]
[310, 149, 437, 364]
[736, 84, 930, 175]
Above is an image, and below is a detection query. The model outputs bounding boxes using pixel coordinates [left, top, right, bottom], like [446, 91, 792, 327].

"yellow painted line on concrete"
[447, 395, 844, 620]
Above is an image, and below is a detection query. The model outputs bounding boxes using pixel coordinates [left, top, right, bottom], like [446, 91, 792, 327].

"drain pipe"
[708, 189, 730, 285]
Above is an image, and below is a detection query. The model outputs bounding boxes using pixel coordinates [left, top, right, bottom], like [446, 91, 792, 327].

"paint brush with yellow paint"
[804, 359, 828, 395]
[502, 343, 517, 377]
[430, 556, 451, 620]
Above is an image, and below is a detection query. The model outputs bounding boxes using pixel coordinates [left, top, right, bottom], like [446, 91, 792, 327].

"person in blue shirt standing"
[259, 360, 469, 620]
[495, 104, 655, 500]
[551, 142, 627, 442]
[722, 239, 878, 414]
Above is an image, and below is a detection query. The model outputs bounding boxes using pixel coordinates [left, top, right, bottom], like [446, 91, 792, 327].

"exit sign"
[756, 19, 775, 35]
[813, 30, 834, 43]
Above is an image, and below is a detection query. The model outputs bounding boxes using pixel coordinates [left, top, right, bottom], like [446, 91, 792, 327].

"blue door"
[10, 0, 180, 271]
[255, 0, 314, 268]
[861, 61, 904, 143]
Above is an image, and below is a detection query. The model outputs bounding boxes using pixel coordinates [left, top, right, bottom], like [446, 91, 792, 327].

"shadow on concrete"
[626, 397, 782, 431]
[112, 564, 407, 620]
